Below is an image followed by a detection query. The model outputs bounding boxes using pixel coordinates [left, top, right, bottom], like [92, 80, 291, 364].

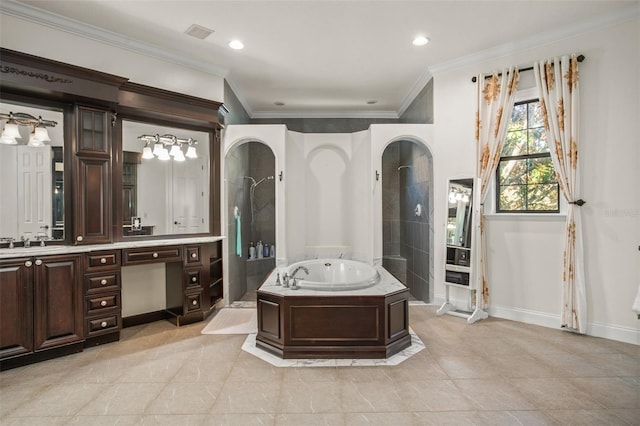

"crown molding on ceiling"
[396, 69, 433, 119]
[0, 0, 229, 79]
[224, 76, 254, 118]
[428, 2, 639, 76]
[251, 110, 399, 119]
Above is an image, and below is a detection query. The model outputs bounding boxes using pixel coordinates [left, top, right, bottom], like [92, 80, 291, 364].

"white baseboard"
[431, 297, 639, 345]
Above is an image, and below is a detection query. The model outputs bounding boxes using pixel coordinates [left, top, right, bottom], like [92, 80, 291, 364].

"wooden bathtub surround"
[256, 285, 411, 359]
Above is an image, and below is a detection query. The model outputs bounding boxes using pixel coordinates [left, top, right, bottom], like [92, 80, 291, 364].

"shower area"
[382, 140, 433, 303]
[225, 141, 276, 304]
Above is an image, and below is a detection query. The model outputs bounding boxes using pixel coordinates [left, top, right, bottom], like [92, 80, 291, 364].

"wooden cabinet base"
[0, 342, 84, 371]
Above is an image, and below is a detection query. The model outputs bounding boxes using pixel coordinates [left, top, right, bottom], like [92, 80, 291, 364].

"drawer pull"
[100, 257, 107, 264]
[192, 300, 198, 306]
[100, 300, 108, 307]
[152, 252, 159, 258]
[25, 260, 32, 267]
[101, 321, 108, 328]
[35, 259, 42, 266]
[191, 276, 197, 282]
[77, 236, 83, 242]
[100, 279, 108, 285]
[191, 252, 197, 258]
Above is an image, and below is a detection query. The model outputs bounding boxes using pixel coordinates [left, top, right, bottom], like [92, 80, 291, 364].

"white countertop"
[258, 265, 407, 297]
[0, 236, 225, 259]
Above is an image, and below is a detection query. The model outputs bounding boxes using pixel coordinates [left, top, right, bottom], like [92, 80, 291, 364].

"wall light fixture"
[0, 112, 57, 146]
[138, 134, 198, 162]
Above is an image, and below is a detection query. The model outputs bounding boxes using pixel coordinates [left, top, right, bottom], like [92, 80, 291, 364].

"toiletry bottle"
[249, 242, 255, 260]
[263, 242, 270, 258]
[270, 244, 275, 257]
[256, 240, 263, 258]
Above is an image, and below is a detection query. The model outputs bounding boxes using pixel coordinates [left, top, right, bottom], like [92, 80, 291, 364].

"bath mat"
[201, 308, 257, 335]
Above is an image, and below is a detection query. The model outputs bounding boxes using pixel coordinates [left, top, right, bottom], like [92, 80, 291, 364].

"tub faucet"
[290, 266, 309, 280]
[282, 272, 290, 288]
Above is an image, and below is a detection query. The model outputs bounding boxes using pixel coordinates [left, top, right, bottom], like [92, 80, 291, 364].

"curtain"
[534, 55, 586, 333]
[475, 68, 520, 308]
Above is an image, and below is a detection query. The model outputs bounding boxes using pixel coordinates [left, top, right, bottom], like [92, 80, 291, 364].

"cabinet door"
[75, 158, 111, 244]
[0, 259, 33, 359]
[33, 255, 84, 351]
[78, 107, 110, 154]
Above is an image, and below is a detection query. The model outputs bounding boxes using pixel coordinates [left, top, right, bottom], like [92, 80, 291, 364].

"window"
[496, 99, 559, 213]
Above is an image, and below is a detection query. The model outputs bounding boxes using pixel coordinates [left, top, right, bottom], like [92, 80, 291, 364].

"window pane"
[499, 185, 525, 211]
[527, 184, 559, 211]
[502, 130, 527, 157]
[528, 126, 548, 154]
[528, 157, 556, 184]
[499, 159, 527, 185]
[509, 104, 527, 130]
[528, 101, 544, 128]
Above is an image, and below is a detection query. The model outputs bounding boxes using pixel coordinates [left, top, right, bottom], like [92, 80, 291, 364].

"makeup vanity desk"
[0, 236, 224, 370]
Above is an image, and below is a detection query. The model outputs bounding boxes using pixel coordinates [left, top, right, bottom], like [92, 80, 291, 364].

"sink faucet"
[22, 235, 30, 248]
[289, 266, 309, 290]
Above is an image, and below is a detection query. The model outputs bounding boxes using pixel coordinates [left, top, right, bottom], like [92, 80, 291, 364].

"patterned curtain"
[534, 55, 586, 333]
[475, 68, 520, 308]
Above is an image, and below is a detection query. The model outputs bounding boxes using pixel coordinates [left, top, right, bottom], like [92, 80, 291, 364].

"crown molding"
[224, 76, 254, 118]
[429, 2, 639, 76]
[251, 110, 399, 119]
[396, 69, 433, 119]
[0, 0, 229, 79]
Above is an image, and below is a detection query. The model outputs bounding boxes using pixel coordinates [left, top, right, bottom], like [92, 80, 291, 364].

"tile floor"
[1, 305, 638, 425]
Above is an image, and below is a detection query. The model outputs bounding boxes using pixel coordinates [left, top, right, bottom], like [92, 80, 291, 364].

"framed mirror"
[0, 99, 67, 244]
[446, 178, 474, 248]
[120, 120, 211, 238]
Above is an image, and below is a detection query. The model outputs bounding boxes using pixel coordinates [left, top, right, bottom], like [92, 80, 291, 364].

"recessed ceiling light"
[412, 36, 430, 46]
[366, 100, 378, 105]
[274, 101, 285, 106]
[184, 24, 214, 40]
[229, 40, 244, 50]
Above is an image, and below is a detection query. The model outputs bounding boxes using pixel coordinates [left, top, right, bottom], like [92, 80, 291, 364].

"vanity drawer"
[85, 251, 120, 271]
[185, 269, 202, 290]
[185, 246, 202, 265]
[85, 293, 120, 316]
[86, 314, 120, 336]
[85, 272, 120, 294]
[123, 246, 182, 265]
[184, 292, 202, 314]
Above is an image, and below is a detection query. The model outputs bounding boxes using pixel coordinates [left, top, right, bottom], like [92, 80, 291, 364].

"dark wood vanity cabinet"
[0, 254, 84, 369]
[84, 251, 122, 344]
[74, 106, 113, 245]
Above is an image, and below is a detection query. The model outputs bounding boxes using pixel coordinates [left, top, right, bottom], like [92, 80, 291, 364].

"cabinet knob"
[191, 253, 197, 258]
[77, 236, 83, 242]
[100, 321, 108, 328]
[25, 260, 32, 267]
[191, 276, 197, 282]
[100, 257, 107, 264]
[192, 300, 198, 306]
[100, 300, 108, 307]
[35, 259, 42, 266]
[100, 279, 108, 285]
[152, 252, 158, 258]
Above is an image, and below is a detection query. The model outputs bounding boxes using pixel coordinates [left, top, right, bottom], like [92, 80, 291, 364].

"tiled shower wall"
[382, 140, 433, 302]
[226, 142, 276, 302]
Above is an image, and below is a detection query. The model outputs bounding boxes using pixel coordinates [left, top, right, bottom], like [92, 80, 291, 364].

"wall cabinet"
[0, 254, 84, 368]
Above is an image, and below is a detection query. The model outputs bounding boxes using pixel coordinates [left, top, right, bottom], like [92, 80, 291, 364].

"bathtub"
[286, 259, 380, 291]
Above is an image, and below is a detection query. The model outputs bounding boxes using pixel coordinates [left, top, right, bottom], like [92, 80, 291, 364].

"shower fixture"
[244, 175, 275, 224]
[397, 165, 412, 171]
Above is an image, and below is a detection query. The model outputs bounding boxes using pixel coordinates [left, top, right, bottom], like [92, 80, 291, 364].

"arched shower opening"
[225, 141, 276, 304]
[381, 139, 434, 303]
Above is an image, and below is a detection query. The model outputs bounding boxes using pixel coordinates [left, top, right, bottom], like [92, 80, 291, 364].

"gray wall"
[399, 78, 434, 124]
[250, 117, 398, 133]
[222, 80, 251, 125]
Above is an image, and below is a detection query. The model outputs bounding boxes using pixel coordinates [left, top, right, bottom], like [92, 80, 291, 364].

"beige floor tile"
[77, 383, 165, 416]
[398, 379, 475, 411]
[210, 381, 281, 413]
[282, 366, 339, 383]
[115, 358, 184, 383]
[204, 413, 276, 425]
[545, 409, 632, 425]
[434, 354, 504, 379]
[275, 412, 344, 425]
[172, 359, 234, 384]
[454, 378, 536, 410]
[139, 414, 208, 425]
[488, 353, 560, 378]
[68, 415, 142, 425]
[336, 366, 397, 383]
[277, 381, 342, 413]
[344, 411, 414, 425]
[412, 410, 482, 425]
[511, 378, 605, 410]
[145, 382, 222, 414]
[339, 381, 407, 413]
[0, 416, 72, 425]
[569, 377, 640, 408]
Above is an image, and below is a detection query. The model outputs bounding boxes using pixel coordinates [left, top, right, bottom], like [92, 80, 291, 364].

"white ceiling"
[9, 0, 638, 118]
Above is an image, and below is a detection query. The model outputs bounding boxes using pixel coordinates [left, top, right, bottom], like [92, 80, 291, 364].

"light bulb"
[185, 146, 197, 159]
[1, 122, 21, 139]
[33, 126, 50, 142]
[174, 150, 186, 162]
[0, 135, 18, 145]
[28, 133, 44, 147]
[142, 145, 154, 159]
[153, 141, 164, 156]
[157, 148, 170, 161]
[169, 144, 181, 157]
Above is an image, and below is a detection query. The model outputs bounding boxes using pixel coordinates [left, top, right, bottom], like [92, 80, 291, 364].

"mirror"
[0, 101, 65, 243]
[121, 120, 210, 237]
[446, 178, 473, 248]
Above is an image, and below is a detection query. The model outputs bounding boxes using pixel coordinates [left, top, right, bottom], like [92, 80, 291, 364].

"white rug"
[201, 308, 257, 335]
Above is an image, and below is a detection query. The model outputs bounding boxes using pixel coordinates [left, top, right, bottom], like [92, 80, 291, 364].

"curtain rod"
[471, 54, 585, 83]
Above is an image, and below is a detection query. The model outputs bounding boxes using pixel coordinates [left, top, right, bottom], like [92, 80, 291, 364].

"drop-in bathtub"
[256, 259, 411, 359]
[287, 259, 380, 291]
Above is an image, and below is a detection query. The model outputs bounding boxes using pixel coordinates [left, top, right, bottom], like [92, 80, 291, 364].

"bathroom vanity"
[0, 49, 224, 369]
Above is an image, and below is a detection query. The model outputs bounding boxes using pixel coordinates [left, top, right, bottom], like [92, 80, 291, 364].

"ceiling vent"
[185, 24, 214, 40]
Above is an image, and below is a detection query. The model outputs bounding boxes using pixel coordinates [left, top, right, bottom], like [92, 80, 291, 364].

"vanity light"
[138, 133, 197, 162]
[0, 112, 56, 146]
